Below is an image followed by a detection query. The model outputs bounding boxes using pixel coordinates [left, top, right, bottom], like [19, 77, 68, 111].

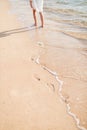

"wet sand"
[0, 0, 87, 130]
[39, 28, 87, 129]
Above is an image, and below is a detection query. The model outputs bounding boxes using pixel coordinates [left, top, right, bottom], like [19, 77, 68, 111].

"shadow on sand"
[0, 26, 42, 38]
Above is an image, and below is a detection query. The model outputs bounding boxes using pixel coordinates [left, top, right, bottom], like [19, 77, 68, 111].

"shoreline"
[0, 0, 87, 130]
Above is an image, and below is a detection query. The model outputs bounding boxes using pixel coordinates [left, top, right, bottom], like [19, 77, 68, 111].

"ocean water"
[9, 0, 87, 39]
[9, 0, 87, 130]
[44, 0, 87, 39]
[45, 0, 87, 25]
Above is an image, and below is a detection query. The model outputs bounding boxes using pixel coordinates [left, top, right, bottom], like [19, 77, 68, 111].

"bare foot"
[39, 25, 44, 28]
[35, 23, 37, 26]
[31, 23, 37, 27]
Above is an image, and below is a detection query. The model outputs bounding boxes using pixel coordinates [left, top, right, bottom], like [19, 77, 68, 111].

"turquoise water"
[44, 0, 87, 32]
[45, 0, 87, 13]
[45, 0, 87, 17]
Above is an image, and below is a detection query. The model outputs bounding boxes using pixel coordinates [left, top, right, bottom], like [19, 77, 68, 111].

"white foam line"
[42, 66, 58, 76]
[67, 104, 86, 130]
[35, 57, 87, 130]
[35, 56, 40, 64]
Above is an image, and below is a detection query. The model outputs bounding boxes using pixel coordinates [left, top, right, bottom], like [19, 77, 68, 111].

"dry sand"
[0, 0, 87, 130]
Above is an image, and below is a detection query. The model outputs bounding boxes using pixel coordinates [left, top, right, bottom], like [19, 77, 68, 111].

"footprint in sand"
[31, 57, 34, 61]
[34, 74, 41, 81]
[37, 41, 44, 47]
[47, 83, 55, 92]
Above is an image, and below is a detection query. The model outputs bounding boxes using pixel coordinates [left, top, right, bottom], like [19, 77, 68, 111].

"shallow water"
[44, 0, 87, 39]
[44, 0, 87, 27]
[9, 0, 87, 39]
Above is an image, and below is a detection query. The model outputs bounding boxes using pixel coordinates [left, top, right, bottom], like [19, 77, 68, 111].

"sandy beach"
[0, 0, 87, 130]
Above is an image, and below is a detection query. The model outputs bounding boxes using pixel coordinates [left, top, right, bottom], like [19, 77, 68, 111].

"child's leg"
[39, 12, 44, 27]
[33, 9, 37, 26]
